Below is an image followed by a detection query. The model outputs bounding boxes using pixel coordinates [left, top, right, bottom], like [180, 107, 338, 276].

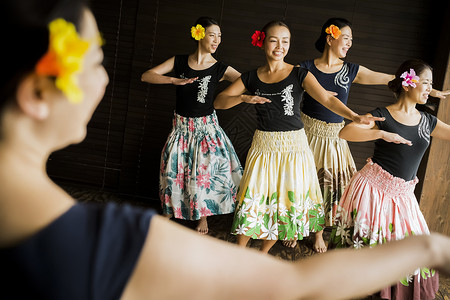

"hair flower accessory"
[191, 24, 205, 40]
[251, 30, 265, 47]
[36, 19, 89, 103]
[325, 24, 341, 39]
[400, 68, 420, 88]
[35, 18, 90, 104]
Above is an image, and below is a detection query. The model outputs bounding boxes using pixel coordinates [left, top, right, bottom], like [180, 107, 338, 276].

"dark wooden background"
[47, 0, 449, 206]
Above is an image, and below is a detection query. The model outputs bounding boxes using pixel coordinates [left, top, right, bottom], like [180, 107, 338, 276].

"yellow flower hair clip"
[36, 18, 90, 104]
[191, 24, 205, 41]
[325, 24, 341, 39]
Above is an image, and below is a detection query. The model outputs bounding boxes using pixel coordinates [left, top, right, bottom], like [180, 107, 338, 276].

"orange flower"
[325, 24, 341, 39]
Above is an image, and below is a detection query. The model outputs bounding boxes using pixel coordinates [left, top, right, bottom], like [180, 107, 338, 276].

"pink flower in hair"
[400, 68, 420, 88]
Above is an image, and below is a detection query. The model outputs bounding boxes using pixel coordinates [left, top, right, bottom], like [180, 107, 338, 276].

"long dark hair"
[388, 59, 432, 98]
[0, 0, 86, 110]
[315, 17, 352, 53]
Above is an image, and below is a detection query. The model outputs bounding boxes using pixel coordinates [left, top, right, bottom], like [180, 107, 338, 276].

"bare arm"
[302, 72, 383, 125]
[353, 65, 394, 85]
[353, 66, 450, 99]
[122, 216, 450, 300]
[339, 114, 412, 145]
[141, 56, 197, 85]
[214, 77, 270, 110]
[221, 66, 241, 83]
[431, 119, 450, 141]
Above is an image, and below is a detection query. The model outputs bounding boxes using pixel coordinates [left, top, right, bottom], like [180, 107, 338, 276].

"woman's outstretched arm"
[302, 72, 383, 125]
[339, 115, 412, 145]
[214, 77, 270, 110]
[122, 215, 450, 300]
[141, 56, 197, 85]
[353, 65, 450, 99]
[431, 119, 450, 141]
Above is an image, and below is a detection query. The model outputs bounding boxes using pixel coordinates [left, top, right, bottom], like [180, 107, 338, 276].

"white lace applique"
[281, 84, 294, 116]
[334, 64, 350, 92]
[197, 75, 211, 103]
[417, 114, 430, 143]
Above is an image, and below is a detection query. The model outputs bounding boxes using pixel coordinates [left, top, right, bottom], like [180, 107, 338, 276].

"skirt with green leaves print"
[329, 159, 439, 300]
[231, 129, 325, 241]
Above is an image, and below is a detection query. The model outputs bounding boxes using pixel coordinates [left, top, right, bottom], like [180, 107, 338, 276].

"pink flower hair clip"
[251, 30, 265, 47]
[400, 68, 420, 88]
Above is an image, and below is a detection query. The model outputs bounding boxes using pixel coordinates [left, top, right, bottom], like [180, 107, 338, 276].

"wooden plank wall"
[47, 0, 448, 209]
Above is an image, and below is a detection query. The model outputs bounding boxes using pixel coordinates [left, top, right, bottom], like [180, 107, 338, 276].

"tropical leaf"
[170, 155, 178, 172]
[389, 223, 394, 233]
[246, 227, 255, 237]
[288, 191, 296, 203]
[244, 187, 251, 199]
[204, 199, 220, 214]
[270, 192, 278, 201]
[400, 277, 409, 287]
[361, 237, 370, 245]
[278, 215, 290, 224]
[259, 194, 265, 205]
[263, 214, 270, 226]
[421, 268, 431, 279]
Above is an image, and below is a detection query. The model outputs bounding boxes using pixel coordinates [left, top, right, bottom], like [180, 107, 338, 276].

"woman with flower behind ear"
[214, 20, 384, 254]
[141, 17, 243, 234]
[330, 59, 449, 299]
[298, 18, 450, 229]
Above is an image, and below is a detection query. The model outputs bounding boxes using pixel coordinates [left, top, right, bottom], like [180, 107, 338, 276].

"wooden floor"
[62, 183, 450, 300]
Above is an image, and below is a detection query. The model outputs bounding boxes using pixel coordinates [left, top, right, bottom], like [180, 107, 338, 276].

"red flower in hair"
[251, 30, 265, 47]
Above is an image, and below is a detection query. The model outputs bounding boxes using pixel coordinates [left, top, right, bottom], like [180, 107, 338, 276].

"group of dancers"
[3, 0, 450, 298]
[142, 16, 450, 299]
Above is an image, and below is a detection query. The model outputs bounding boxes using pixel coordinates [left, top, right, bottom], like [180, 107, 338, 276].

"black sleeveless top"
[371, 107, 437, 181]
[240, 67, 309, 131]
[174, 55, 228, 117]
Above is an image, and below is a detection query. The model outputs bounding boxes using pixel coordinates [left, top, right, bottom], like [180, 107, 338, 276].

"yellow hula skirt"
[302, 113, 356, 226]
[231, 129, 325, 241]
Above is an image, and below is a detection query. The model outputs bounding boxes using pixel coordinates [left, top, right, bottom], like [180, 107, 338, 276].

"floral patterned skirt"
[231, 129, 325, 241]
[329, 159, 439, 300]
[302, 113, 356, 226]
[160, 111, 243, 220]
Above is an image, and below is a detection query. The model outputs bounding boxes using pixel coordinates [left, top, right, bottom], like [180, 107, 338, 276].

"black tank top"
[240, 67, 308, 131]
[371, 107, 437, 181]
[174, 55, 228, 117]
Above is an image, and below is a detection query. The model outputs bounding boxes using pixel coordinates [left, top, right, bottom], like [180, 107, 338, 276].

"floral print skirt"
[329, 159, 439, 300]
[160, 111, 243, 220]
[231, 129, 325, 241]
[302, 113, 356, 226]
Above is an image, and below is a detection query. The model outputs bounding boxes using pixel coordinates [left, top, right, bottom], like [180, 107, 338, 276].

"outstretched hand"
[242, 95, 271, 104]
[352, 115, 385, 125]
[430, 89, 450, 99]
[381, 131, 412, 146]
[172, 77, 198, 85]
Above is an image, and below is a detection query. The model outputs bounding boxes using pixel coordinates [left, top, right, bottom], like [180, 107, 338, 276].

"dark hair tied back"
[388, 59, 432, 98]
[315, 17, 352, 53]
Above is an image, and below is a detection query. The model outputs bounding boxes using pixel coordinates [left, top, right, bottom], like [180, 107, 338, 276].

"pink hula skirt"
[329, 159, 439, 300]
